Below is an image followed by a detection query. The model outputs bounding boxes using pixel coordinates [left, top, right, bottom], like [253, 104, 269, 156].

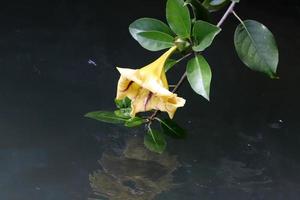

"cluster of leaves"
[85, 97, 185, 153]
[85, 97, 145, 128]
[85, 0, 279, 153]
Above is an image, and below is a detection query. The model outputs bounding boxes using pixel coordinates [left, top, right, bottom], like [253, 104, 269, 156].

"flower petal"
[116, 46, 186, 118]
[116, 46, 177, 97]
[130, 91, 186, 119]
[116, 75, 141, 100]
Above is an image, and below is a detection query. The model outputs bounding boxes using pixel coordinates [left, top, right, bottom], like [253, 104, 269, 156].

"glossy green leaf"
[129, 18, 175, 51]
[234, 20, 279, 78]
[165, 59, 177, 72]
[129, 18, 174, 37]
[159, 118, 186, 138]
[166, 0, 191, 38]
[192, 20, 221, 52]
[202, 0, 230, 12]
[114, 108, 131, 119]
[144, 128, 166, 154]
[187, 55, 212, 100]
[136, 31, 174, 51]
[185, 0, 211, 22]
[115, 97, 131, 109]
[125, 117, 146, 128]
[84, 111, 126, 124]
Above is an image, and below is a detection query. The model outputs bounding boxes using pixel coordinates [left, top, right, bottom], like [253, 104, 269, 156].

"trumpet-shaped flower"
[116, 46, 186, 119]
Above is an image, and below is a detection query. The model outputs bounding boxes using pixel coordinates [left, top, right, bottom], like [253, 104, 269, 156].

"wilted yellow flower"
[116, 46, 185, 119]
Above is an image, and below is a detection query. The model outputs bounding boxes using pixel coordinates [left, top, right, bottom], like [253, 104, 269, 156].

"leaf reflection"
[89, 138, 180, 200]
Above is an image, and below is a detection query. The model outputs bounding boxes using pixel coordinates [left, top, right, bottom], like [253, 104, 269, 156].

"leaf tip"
[205, 95, 210, 101]
[84, 112, 91, 118]
[270, 74, 280, 80]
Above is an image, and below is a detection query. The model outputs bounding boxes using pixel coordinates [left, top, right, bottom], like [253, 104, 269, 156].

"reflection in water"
[89, 138, 179, 200]
[87, 128, 300, 199]
[216, 159, 272, 192]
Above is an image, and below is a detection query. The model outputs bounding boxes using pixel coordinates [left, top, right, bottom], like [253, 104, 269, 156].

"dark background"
[0, 0, 299, 199]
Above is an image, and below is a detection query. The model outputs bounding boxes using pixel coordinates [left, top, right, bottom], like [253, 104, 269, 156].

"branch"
[172, 1, 236, 93]
[148, 1, 237, 120]
[217, 2, 236, 27]
[172, 72, 187, 93]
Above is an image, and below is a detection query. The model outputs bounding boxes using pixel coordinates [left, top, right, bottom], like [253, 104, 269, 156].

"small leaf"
[187, 55, 212, 100]
[144, 128, 167, 154]
[125, 117, 146, 128]
[159, 118, 186, 138]
[129, 18, 175, 51]
[234, 20, 279, 78]
[202, 0, 230, 12]
[192, 20, 221, 52]
[165, 59, 177, 72]
[166, 0, 191, 38]
[115, 97, 131, 109]
[114, 108, 131, 119]
[136, 31, 174, 51]
[85, 111, 126, 124]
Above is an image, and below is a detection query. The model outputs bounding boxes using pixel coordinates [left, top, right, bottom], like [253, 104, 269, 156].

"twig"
[172, 72, 187, 93]
[217, 2, 236, 27]
[176, 52, 192, 63]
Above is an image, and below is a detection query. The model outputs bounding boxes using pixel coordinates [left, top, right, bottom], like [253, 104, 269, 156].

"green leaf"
[187, 55, 212, 100]
[202, 0, 230, 12]
[159, 118, 186, 138]
[192, 20, 221, 52]
[234, 20, 279, 78]
[144, 128, 167, 154]
[129, 18, 174, 37]
[136, 31, 174, 51]
[166, 0, 191, 38]
[185, 0, 211, 22]
[129, 18, 175, 51]
[114, 108, 131, 119]
[165, 59, 177, 72]
[115, 97, 131, 109]
[84, 111, 126, 124]
[125, 117, 146, 128]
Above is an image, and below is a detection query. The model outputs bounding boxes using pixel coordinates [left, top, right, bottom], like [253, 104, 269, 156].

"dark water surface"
[0, 0, 300, 199]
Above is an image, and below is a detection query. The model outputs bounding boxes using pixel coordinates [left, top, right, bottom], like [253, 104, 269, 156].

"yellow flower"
[116, 46, 185, 119]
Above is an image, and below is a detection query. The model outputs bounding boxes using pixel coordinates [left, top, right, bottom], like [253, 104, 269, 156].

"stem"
[172, 72, 187, 93]
[176, 52, 192, 63]
[232, 10, 244, 24]
[149, 110, 159, 121]
[217, 1, 236, 27]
